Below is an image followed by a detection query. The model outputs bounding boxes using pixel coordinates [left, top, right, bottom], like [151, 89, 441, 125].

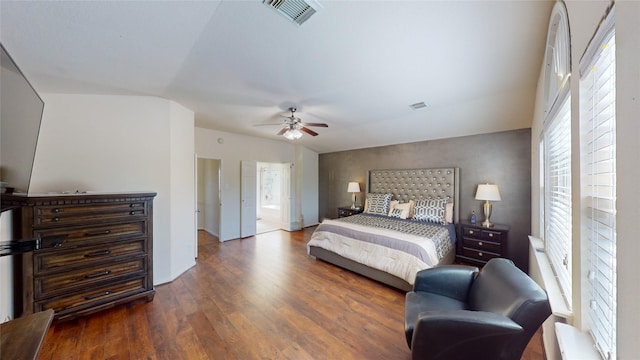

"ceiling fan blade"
[254, 123, 284, 126]
[276, 127, 288, 136]
[299, 127, 319, 136]
[300, 122, 328, 128]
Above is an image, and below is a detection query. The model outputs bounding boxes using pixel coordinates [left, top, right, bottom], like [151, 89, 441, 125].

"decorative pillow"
[364, 193, 393, 215]
[388, 208, 404, 219]
[389, 200, 399, 209]
[387, 201, 411, 219]
[408, 199, 416, 218]
[445, 202, 454, 223]
[413, 199, 447, 224]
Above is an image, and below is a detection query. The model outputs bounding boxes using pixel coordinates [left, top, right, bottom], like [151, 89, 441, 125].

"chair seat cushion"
[404, 291, 468, 347]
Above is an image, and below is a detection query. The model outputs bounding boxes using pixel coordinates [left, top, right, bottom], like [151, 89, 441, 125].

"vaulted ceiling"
[0, 0, 553, 153]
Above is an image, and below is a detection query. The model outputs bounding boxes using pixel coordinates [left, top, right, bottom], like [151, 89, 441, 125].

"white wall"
[530, 1, 640, 358]
[29, 94, 195, 285]
[195, 128, 319, 241]
[299, 145, 319, 228]
[168, 101, 196, 280]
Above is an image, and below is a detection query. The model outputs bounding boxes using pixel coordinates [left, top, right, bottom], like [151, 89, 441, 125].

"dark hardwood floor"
[37, 227, 544, 359]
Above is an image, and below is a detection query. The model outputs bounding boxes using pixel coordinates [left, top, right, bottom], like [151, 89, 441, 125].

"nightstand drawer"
[480, 229, 504, 241]
[463, 227, 504, 242]
[462, 238, 501, 253]
[461, 247, 500, 262]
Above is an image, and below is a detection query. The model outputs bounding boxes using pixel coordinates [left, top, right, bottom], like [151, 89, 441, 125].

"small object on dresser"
[470, 211, 476, 224]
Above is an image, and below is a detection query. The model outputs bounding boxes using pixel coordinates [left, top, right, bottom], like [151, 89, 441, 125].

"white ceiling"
[0, 0, 553, 154]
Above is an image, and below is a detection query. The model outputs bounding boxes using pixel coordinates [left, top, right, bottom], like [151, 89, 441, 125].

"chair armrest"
[412, 265, 478, 301]
[411, 310, 523, 360]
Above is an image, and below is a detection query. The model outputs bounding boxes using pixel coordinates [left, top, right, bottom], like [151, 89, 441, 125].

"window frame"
[540, 1, 573, 308]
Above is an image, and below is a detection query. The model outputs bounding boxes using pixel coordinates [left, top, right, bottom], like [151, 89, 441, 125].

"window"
[542, 95, 572, 305]
[540, 2, 572, 307]
[579, 7, 616, 359]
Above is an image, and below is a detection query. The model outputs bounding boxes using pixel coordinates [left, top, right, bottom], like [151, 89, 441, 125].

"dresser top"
[1, 191, 156, 210]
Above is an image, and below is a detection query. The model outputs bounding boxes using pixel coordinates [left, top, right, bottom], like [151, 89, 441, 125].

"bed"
[307, 167, 460, 291]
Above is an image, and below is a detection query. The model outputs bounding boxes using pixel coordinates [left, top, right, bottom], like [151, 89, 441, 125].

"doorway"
[256, 162, 283, 234]
[196, 157, 221, 239]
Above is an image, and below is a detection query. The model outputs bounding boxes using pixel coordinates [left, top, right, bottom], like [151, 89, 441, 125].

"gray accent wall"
[318, 128, 531, 271]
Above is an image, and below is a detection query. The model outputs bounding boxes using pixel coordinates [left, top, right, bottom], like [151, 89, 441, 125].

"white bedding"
[307, 218, 444, 285]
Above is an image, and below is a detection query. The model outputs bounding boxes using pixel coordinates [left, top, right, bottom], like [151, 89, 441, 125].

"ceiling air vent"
[410, 102, 429, 110]
[263, 0, 322, 26]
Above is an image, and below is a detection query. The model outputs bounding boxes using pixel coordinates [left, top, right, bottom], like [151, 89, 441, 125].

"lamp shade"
[475, 184, 501, 201]
[347, 182, 360, 193]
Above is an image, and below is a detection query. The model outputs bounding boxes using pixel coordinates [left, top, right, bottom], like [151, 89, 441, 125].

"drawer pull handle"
[469, 230, 474, 234]
[53, 208, 60, 213]
[489, 233, 494, 238]
[85, 230, 111, 236]
[53, 217, 60, 222]
[84, 250, 111, 258]
[478, 242, 483, 246]
[130, 211, 136, 215]
[130, 204, 137, 208]
[478, 252, 483, 257]
[85, 291, 112, 300]
[85, 270, 112, 279]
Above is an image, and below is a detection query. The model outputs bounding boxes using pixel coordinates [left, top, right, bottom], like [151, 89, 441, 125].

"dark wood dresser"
[5, 192, 156, 321]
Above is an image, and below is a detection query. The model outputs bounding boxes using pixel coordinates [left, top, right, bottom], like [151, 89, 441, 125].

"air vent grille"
[410, 102, 429, 110]
[263, 0, 321, 26]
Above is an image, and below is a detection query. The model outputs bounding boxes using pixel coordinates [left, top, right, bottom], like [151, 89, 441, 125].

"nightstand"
[456, 221, 509, 267]
[337, 206, 363, 218]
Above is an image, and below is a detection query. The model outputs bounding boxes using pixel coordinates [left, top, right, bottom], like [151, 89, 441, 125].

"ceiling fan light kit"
[255, 106, 328, 140]
[283, 128, 303, 140]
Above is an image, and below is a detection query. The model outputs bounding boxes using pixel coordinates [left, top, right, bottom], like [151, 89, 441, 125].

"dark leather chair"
[404, 258, 551, 360]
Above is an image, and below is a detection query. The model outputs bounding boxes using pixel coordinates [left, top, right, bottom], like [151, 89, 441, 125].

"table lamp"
[347, 182, 360, 209]
[475, 183, 501, 227]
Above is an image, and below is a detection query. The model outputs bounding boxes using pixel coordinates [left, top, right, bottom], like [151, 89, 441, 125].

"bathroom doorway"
[256, 162, 284, 234]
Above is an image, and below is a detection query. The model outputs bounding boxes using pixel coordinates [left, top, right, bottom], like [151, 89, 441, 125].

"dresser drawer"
[462, 238, 501, 253]
[35, 258, 146, 298]
[34, 221, 147, 248]
[34, 240, 145, 274]
[34, 201, 148, 226]
[460, 247, 500, 263]
[35, 278, 146, 314]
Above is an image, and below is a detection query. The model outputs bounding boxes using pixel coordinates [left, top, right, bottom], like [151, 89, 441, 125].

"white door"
[241, 160, 257, 238]
[280, 163, 296, 231]
[194, 155, 199, 258]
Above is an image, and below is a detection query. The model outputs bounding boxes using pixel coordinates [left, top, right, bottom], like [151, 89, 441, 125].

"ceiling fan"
[255, 107, 328, 140]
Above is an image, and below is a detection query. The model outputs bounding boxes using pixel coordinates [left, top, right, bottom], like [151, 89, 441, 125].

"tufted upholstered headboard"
[367, 167, 460, 223]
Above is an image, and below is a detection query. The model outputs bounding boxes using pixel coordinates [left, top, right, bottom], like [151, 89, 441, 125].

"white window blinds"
[543, 96, 572, 306]
[579, 8, 616, 359]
